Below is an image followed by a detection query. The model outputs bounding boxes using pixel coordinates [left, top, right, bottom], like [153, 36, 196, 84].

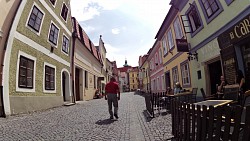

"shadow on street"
[95, 118, 116, 125]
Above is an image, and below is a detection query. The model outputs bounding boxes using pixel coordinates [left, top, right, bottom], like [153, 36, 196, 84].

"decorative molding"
[15, 32, 70, 67]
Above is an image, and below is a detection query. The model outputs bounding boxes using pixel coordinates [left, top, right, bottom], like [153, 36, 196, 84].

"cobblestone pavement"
[0, 92, 173, 141]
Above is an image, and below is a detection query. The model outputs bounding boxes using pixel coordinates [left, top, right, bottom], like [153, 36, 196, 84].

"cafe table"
[194, 100, 233, 107]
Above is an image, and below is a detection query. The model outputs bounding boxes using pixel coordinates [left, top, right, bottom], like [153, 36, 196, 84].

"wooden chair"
[191, 88, 198, 103]
[223, 87, 239, 105]
[200, 88, 217, 101]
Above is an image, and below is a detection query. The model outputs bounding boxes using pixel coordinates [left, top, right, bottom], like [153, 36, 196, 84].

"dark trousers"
[107, 93, 118, 117]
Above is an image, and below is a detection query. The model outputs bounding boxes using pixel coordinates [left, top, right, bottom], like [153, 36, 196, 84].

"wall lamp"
[187, 51, 198, 61]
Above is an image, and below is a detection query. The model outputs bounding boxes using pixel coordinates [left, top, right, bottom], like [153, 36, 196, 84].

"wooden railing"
[171, 100, 250, 141]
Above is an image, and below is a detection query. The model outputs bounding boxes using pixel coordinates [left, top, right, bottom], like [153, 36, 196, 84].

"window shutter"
[181, 15, 192, 33]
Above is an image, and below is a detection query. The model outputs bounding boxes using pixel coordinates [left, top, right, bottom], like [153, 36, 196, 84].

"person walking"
[105, 77, 120, 120]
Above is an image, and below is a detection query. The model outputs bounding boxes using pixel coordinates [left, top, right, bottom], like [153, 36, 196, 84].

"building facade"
[129, 67, 139, 91]
[72, 17, 102, 101]
[175, 0, 250, 96]
[3, 0, 72, 115]
[155, 6, 192, 93]
[147, 40, 165, 93]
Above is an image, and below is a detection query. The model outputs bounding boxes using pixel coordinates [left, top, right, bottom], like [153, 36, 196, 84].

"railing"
[144, 91, 195, 118]
[171, 100, 250, 141]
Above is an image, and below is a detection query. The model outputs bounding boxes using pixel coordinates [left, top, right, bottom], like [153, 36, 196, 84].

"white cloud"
[111, 28, 120, 34]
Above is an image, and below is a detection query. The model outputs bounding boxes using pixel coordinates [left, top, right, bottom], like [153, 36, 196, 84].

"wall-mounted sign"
[218, 14, 250, 48]
[176, 39, 189, 52]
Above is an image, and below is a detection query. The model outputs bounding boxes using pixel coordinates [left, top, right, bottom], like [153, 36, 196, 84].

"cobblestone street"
[0, 92, 173, 141]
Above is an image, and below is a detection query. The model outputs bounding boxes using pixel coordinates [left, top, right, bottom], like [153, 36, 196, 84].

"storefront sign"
[229, 15, 250, 43]
[176, 39, 189, 52]
[219, 14, 250, 47]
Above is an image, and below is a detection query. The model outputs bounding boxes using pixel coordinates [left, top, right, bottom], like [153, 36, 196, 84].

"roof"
[72, 17, 102, 65]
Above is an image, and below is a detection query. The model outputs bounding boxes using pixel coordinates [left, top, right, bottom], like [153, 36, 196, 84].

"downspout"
[71, 21, 77, 103]
[0, 0, 23, 117]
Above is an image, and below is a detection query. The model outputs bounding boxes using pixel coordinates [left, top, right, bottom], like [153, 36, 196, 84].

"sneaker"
[110, 116, 114, 120]
[114, 114, 119, 119]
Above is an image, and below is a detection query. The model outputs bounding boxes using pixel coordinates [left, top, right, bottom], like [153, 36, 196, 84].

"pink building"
[147, 40, 165, 93]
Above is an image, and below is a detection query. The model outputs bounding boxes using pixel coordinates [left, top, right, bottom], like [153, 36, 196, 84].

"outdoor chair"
[223, 87, 239, 105]
[191, 88, 198, 103]
[200, 88, 217, 101]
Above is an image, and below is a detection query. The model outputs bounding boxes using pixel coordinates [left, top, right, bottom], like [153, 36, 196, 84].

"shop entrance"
[241, 42, 250, 91]
[208, 60, 222, 95]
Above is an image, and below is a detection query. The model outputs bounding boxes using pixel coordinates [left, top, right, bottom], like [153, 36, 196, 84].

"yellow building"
[129, 67, 139, 91]
[155, 6, 192, 92]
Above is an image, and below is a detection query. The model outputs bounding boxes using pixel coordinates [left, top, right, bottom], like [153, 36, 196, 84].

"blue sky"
[70, 0, 171, 67]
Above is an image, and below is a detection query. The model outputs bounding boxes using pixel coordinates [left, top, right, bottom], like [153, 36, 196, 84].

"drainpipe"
[0, 0, 23, 117]
[71, 30, 77, 104]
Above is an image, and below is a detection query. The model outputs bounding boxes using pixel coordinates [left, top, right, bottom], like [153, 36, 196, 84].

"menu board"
[220, 45, 237, 84]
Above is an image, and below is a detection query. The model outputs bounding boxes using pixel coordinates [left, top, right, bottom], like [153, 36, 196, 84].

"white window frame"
[181, 62, 191, 86]
[162, 35, 168, 55]
[43, 62, 57, 93]
[161, 75, 165, 90]
[16, 51, 37, 93]
[47, 21, 60, 48]
[25, 2, 45, 36]
[173, 17, 184, 39]
[155, 54, 158, 65]
[157, 77, 160, 90]
[49, 0, 57, 8]
[158, 49, 162, 64]
[61, 33, 69, 56]
[172, 67, 179, 86]
[60, 2, 69, 22]
[167, 29, 174, 50]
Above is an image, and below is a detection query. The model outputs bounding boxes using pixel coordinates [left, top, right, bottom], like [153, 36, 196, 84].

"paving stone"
[0, 92, 173, 141]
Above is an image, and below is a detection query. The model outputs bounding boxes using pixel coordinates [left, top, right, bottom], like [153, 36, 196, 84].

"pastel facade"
[72, 18, 102, 101]
[0, 0, 23, 117]
[156, 6, 192, 92]
[2, 0, 72, 115]
[129, 67, 139, 91]
[147, 41, 165, 93]
[175, 0, 250, 96]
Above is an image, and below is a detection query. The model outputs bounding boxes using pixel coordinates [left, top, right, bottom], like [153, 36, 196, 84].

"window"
[159, 49, 162, 64]
[49, 23, 59, 45]
[167, 29, 174, 50]
[157, 77, 160, 90]
[173, 17, 184, 39]
[161, 75, 165, 90]
[18, 56, 34, 88]
[181, 62, 191, 86]
[85, 71, 88, 88]
[162, 35, 168, 55]
[61, 3, 68, 21]
[28, 5, 43, 32]
[45, 65, 55, 90]
[188, 7, 202, 33]
[172, 67, 179, 87]
[50, 0, 56, 5]
[62, 35, 69, 54]
[155, 54, 158, 65]
[198, 0, 223, 23]
[224, 0, 234, 5]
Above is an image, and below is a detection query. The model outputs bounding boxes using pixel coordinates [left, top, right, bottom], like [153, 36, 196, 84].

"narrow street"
[0, 92, 173, 141]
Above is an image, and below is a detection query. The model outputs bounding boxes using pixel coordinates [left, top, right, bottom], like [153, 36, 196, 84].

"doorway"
[75, 68, 80, 101]
[165, 71, 171, 89]
[208, 60, 222, 95]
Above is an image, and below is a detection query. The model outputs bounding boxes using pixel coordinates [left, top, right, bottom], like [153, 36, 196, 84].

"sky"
[70, 0, 171, 68]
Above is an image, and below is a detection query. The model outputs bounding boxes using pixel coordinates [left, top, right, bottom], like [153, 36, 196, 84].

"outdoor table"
[194, 100, 233, 107]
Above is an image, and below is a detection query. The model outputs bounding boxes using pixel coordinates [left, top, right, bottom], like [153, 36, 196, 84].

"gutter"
[71, 30, 77, 104]
[0, 0, 23, 117]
